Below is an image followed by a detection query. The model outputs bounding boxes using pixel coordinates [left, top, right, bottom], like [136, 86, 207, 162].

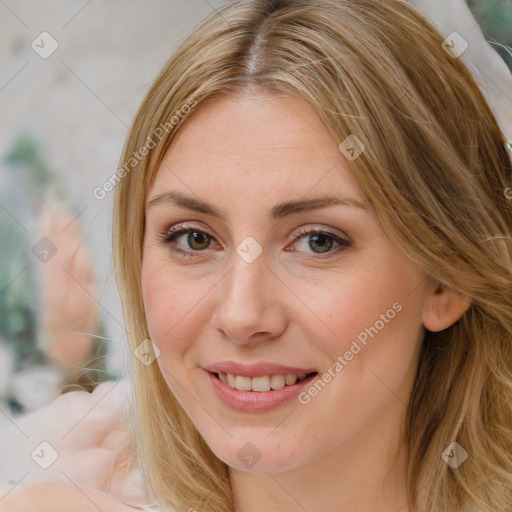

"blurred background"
[468, 0, 512, 69]
[0, 0, 227, 416]
[0, 0, 511, 418]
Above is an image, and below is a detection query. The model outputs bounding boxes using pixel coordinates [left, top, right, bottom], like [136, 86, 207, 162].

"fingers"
[108, 466, 152, 508]
[0, 379, 137, 504]
[0, 482, 148, 512]
[38, 207, 100, 376]
[99, 429, 134, 473]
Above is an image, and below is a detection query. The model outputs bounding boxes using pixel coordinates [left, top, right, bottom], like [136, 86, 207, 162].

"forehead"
[149, 91, 367, 210]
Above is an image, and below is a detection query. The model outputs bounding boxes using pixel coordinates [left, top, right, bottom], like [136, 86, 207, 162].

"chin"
[202, 430, 306, 474]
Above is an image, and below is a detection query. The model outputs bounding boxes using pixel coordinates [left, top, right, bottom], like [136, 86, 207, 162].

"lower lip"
[206, 370, 317, 412]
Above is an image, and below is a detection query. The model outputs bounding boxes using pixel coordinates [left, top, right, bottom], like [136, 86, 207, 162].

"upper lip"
[203, 361, 318, 378]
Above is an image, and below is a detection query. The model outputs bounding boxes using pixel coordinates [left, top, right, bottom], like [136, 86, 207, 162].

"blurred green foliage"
[468, 0, 512, 70]
[1, 132, 52, 362]
[1, 131, 111, 391]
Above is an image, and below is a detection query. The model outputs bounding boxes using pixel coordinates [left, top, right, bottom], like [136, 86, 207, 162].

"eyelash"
[156, 222, 351, 260]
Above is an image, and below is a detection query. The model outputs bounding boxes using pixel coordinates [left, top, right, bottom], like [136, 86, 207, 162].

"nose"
[211, 249, 288, 345]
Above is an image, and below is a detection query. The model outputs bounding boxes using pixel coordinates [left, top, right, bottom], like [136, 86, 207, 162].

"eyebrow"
[146, 191, 369, 221]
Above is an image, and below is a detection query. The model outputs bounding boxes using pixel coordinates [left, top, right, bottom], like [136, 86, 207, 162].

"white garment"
[410, 0, 512, 141]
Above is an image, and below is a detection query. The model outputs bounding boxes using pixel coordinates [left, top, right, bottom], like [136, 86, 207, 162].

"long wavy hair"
[112, 1, 512, 511]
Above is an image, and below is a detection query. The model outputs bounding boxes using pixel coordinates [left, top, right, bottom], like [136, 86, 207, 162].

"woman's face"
[141, 91, 431, 474]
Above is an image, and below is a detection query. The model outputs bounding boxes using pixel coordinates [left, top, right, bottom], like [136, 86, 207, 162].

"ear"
[422, 280, 472, 332]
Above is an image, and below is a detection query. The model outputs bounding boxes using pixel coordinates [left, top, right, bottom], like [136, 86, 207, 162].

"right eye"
[157, 223, 218, 257]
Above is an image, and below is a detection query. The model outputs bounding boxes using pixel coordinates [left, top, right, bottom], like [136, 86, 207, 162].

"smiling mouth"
[211, 371, 318, 392]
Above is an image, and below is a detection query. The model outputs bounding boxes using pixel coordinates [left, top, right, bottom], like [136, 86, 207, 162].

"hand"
[38, 207, 100, 377]
[0, 381, 153, 509]
[0, 482, 148, 512]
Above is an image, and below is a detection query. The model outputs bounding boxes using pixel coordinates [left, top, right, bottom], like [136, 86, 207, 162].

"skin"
[0, 483, 142, 512]
[141, 91, 470, 512]
[0, 382, 150, 511]
[40, 208, 99, 378]
[1, 1, 506, 510]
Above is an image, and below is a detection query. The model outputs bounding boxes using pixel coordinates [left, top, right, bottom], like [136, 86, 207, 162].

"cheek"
[292, 262, 422, 359]
[140, 254, 213, 367]
[291, 259, 426, 429]
[141, 260, 170, 340]
[290, 269, 424, 448]
[141, 257, 189, 350]
[306, 267, 425, 411]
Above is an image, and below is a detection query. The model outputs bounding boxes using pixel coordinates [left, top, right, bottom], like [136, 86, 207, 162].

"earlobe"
[422, 282, 472, 332]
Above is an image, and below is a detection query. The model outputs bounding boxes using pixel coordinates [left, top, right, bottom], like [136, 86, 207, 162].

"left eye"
[157, 224, 351, 258]
[292, 229, 349, 255]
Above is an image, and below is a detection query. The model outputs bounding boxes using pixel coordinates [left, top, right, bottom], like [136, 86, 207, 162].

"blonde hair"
[112, 1, 512, 511]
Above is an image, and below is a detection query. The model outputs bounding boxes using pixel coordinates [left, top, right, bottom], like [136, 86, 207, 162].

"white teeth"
[285, 374, 297, 385]
[270, 374, 285, 389]
[227, 373, 236, 387]
[217, 372, 311, 392]
[235, 375, 252, 391]
[251, 376, 271, 392]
